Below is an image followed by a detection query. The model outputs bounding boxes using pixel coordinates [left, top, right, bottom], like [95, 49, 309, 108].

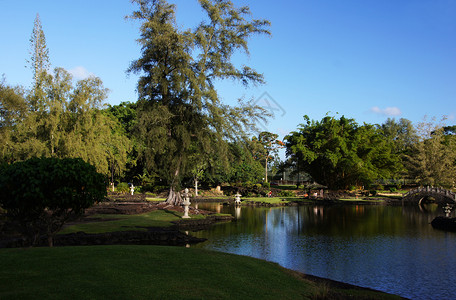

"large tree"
[405, 118, 456, 187]
[379, 118, 418, 155]
[128, 0, 270, 205]
[285, 115, 402, 189]
[251, 131, 284, 182]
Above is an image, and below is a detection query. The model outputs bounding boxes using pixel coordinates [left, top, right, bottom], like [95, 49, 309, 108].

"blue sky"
[1, 0, 455, 141]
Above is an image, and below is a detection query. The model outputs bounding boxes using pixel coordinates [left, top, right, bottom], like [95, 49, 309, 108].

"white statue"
[182, 188, 191, 219]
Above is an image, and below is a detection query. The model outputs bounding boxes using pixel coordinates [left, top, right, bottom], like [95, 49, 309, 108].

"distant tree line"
[285, 115, 456, 189]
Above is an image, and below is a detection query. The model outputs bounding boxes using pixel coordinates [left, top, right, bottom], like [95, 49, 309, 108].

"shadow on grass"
[163, 209, 182, 218]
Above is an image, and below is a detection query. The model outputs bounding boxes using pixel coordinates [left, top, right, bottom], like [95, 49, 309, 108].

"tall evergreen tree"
[128, 0, 270, 205]
[27, 13, 50, 112]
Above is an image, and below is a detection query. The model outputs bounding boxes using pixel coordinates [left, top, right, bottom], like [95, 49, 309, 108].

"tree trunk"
[165, 159, 183, 206]
[47, 235, 53, 247]
[166, 186, 182, 206]
[195, 178, 198, 196]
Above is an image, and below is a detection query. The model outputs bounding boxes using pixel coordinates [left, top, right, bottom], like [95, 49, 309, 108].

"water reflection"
[192, 203, 456, 300]
[234, 206, 241, 219]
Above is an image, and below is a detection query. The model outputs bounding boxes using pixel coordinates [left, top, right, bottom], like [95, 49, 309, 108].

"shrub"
[349, 186, 356, 191]
[153, 185, 168, 192]
[0, 157, 106, 246]
[262, 182, 270, 189]
[278, 190, 294, 197]
[254, 183, 263, 191]
[116, 182, 129, 193]
[389, 187, 397, 193]
[370, 190, 378, 196]
[243, 181, 254, 189]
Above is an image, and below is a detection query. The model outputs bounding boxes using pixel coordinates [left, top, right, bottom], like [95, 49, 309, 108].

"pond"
[191, 202, 456, 300]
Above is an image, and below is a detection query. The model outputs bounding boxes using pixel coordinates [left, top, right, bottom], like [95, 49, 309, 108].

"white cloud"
[370, 106, 402, 116]
[69, 66, 95, 80]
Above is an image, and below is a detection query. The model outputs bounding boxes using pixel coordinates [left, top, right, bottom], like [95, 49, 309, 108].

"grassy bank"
[59, 210, 210, 234]
[0, 245, 402, 300]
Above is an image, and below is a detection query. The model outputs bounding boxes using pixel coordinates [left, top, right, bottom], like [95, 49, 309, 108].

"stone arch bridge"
[402, 186, 456, 204]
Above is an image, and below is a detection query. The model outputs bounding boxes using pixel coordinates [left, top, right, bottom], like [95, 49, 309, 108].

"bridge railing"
[403, 186, 456, 201]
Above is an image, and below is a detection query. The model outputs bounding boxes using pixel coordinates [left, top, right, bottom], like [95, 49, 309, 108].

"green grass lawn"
[59, 210, 205, 234]
[145, 197, 166, 202]
[0, 245, 401, 300]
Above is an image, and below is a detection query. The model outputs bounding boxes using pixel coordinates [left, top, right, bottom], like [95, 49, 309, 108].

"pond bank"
[0, 201, 233, 248]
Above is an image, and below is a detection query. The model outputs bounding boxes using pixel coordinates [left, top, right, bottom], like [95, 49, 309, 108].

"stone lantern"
[234, 193, 242, 206]
[444, 204, 453, 218]
[182, 188, 191, 219]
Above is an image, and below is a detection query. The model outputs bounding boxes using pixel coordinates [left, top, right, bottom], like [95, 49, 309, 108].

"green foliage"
[243, 181, 254, 189]
[251, 131, 284, 182]
[106, 102, 137, 135]
[226, 142, 264, 184]
[389, 187, 397, 192]
[0, 67, 131, 178]
[278, 190, 295, 197]
[285, 115, 402, 189]
[0, 157, 106, 246]
[379, 118, 418, 154]
[404, 119, 456, 188]
[0, 76, 27, 129]
[262, 182, 270, 189]
[116, 182, 129, 194]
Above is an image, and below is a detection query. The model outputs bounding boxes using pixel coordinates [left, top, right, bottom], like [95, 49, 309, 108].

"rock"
[431, 216, 456, 232]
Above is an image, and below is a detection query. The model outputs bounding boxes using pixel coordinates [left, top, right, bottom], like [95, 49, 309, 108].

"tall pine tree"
[27, 13, 50, 112]
[128, 0, 270, 205]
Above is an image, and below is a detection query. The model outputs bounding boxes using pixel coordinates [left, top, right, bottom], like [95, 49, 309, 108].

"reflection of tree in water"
[193, 203, 443, 241]
[297, 205, 440, 237]
[193, 205, 270, 239]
